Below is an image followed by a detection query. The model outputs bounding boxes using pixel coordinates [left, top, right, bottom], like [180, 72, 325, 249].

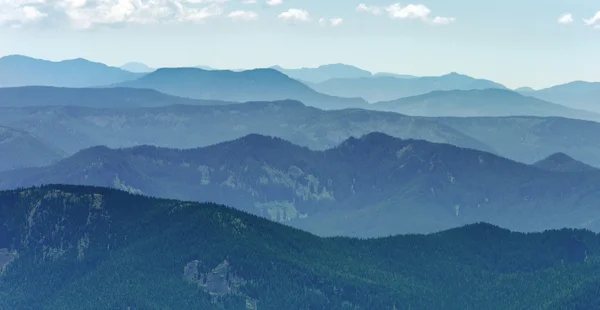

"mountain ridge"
[0, 100, 495, 155]
[519, 81, 600, 113]
[372, 88, 600, 121]
[113, 67, 368, 110]
[4, 133, 600, 237]
[0, 55, 142, 88]
[0, 86, 237, 108]
[120, 62, 154, 73]
[308, 72, 508, 102]
[270, 63, 373, 83]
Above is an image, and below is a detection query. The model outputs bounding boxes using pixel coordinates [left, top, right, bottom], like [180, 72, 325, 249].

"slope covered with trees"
[3, 133, 600, 237]
[0, 185, 599, 309]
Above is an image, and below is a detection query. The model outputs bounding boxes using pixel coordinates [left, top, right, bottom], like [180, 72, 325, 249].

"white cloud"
[557, 13, 573, 25]
[266, 0, 281, 6]
[356, 3, 382, 15]
[0, 0, 226, 28]
[432, 16, 455, 25]
[319, 17, 343, 27]
[356, 2, 454, 25]
[584, 11, 600, 27]
[330, 17, 343, 26]
[21, 6, 46, 20]
[228, 10, 257, 20]
[386, 3, 430, 20]
[242, 0, 256, 3]
[0, 3, 46, 26]
[278, 8, 309, 22]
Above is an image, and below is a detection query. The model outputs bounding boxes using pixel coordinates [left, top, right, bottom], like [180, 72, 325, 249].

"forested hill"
[0, 185, 599, 309]
[4, 133, 600, 237]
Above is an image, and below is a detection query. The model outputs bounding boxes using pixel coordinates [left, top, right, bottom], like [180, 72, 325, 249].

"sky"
[0, 0, 599, 89]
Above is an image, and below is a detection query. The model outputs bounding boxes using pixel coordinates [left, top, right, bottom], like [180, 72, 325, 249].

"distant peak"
[124, 61, 146, 66]
[515, 86, 536, 92]
[245, 67, 281, 73]
[70, 145, 115, 160]
[1, 54, 33, 60]
[223, 133, 297, 150]
[543, 152, 575, 164]
[338, 132, 400, 149]
[360, 132, 396, 141]
[0, 54, 43, 63]
[319, 63, 355, 68]
[533, 152, 598, 172]
[434, 72, 472, 79]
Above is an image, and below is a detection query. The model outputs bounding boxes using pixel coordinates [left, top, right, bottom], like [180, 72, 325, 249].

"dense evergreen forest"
[0, 185, 599, 309]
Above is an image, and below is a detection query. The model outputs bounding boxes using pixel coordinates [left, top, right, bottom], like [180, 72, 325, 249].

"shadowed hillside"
[0, 126, 65, 171]
[0, 100, 492, 155]
[3, 133, 600, 237]
[0, 86, 235, 108]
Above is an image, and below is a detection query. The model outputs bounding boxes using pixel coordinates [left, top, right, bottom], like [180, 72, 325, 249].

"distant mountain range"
[270, 64, 373, 83]
[308, 72, 508, 102]
[371, 89, 600, 121]
[0, 126, 65, 171]
[113, 67, 367, 110]
[533, 153, 598, 173]
[271, 63, 420, 83]
[515, 86, 536, 92]
[519, 81, 600, 113]
[0, 55, 142, 87]
[2, 185, 599, 309]
[0, 86, 236, 108]
[2, 99, 600, 166]
[436, 115, 600, 167]
[3, 133, 600, 237]
[120, 62, 154, 73]
[4, 55, 597, 115]
[372, 72, 418, 79]
[0, 100, 490, 155]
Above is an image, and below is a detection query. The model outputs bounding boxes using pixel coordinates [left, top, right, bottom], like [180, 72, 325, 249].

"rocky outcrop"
[183, 259, 258, 309]
[0, 248, 16, 275]
[183, 259, 245, 295]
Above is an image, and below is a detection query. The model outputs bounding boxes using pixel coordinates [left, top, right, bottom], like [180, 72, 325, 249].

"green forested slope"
[0, 185, 599, 309]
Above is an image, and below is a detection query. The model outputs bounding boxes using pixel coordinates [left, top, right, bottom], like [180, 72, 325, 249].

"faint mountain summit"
[121, 62, 154, 73]
[534, 153, 598, 173]
[0, 55, 140, 87]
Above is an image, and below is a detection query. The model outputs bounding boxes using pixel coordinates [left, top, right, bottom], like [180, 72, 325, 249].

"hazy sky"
[0, 0, 599, 89]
